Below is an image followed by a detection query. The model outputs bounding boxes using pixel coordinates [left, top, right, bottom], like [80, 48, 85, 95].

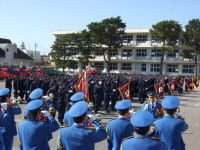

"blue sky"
[0, 0, 199, 54]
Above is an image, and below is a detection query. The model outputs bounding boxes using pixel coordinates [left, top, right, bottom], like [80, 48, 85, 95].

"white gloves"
[11, 97, 16, 103]
[148, 126, 154, 135]
[129, 109, 135, 117]
[144, 104, 148, 110]
[43, 96, 50, 101]
[87, 114, 97, 122]
[1, 103, 8, 111]
[174, 112, 181, 118]
[41, 110, 50, 117]
[68, 90, 73, 93]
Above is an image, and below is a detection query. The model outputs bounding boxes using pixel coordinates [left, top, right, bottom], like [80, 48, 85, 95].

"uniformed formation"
[4, 74, 194, 113]
[0, 74, 191, 150]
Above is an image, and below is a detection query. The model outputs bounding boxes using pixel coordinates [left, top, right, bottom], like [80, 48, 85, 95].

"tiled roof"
[14, 48, 34, 60]
[0, 38, 11, 44]
[0, 48, 5, 57]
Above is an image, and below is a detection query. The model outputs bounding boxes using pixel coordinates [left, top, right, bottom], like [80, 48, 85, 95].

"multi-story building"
[51, 29, 199, 76]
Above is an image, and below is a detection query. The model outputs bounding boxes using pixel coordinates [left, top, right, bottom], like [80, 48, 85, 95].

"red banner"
[167, 80, 175, 95]
[154, 81, 164, 99]
[176, 76, 184, 88]
[118, 81, 131, 100]
[75, 70, 89, 102]
[193, 79, 199, 88]
[186, 79, 194, 91]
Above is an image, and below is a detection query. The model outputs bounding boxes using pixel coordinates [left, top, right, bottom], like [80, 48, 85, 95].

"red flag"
[176, 76, 184, 88]
[118, 81, 131, 100]
[185, 79, 194, 91]
[193, 79, 199, 88]
[167, 80, 175, 95]
[75, 70, 89, 102]
[154, 81, 164, 99]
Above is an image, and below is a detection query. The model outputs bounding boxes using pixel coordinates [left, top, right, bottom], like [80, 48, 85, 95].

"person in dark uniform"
[94, 80, 103, 114]
[47, 82, 57, 110]
[18, 76, 25, 100]
[37, 76, 44, 88]
[104, 79, 111, 113]
[13, 77, 19, 98]
[65, 83, 75, 110]
[57, 83, 66, 126]
[89, 80, 95, 106]
[30, 79, 38, 93]
[41, 78, 50, 96]
[111, 79, 119, 111]
[137, 78, 146, 104]
[5, 76, 12, 97]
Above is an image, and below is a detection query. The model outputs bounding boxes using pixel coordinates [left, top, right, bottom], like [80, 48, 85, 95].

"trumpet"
[49, 93, 54, 100]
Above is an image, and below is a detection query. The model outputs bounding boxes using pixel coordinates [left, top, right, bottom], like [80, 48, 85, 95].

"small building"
[0, 38, 33, 67]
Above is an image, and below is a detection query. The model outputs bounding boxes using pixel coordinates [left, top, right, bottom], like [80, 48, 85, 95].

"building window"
[151, 36, 158, 43]
[136, 49, 147, 57]
[71, 49, 78, 55]
[182, 50, 194, 59]
[151, 64, 160, 72]
[136, 64, 146, 72]
[122, 49, 132, 57]
[122, 35, 133, 43]
[110, 63, 118, 70]
[141, 64, 146, 72]
[136, 35, 147, 42]
[167, 50, 179, 58]
[121, 63, 132, 70]
[167, 64, 178, 73]
[95, 51, 103, 56]
[182, 65, 194, 73]
[110, 50, 118, 57]
[151, 49, 162, 57]
[95, 62, 104, 70]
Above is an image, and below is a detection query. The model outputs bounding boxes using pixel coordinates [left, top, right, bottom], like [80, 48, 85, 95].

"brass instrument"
[88, 102, 94, 109]
[49, 93, 54, 100]
[48, 107, 56, 117]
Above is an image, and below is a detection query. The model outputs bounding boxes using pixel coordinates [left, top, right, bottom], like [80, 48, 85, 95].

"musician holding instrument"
[18, 99, 59, 150]
[154, 96, 188, 150]
[106, 100, 134, 150]
[57, 101, 106, 150]
[0, 88, 21, 150]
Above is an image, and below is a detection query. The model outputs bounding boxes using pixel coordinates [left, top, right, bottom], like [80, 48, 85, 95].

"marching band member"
[121, 111, 168, 150]
[0, 88, 21, 150]
[18, 99, 59, 150]
[23, 88, 43, 120]
[142, 91, 164, 120]
[64, 92, 85, 126]
[57, 101, 107, 150]
[154, 96, 188, 150]
[106, 100, 134, 150]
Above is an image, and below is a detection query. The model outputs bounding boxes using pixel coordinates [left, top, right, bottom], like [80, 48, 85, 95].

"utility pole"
[34, 42, 37, 66]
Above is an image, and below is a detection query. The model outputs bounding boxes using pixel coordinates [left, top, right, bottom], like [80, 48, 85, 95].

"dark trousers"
[111, 93, 117, 109]
[104, 94, 110, 110]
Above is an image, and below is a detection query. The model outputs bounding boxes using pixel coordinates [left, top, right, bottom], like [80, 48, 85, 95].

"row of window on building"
[70, 49, 194, 58]
[71, 62, 194, 74]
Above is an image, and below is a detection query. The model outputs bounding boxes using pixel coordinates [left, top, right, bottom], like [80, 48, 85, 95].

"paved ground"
[1, 81, 199, 150]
